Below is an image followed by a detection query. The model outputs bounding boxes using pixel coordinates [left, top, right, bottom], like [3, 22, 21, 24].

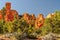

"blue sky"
[0, 0, 60, 17]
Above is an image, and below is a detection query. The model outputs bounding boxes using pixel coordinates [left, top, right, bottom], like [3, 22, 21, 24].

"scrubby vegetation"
[0, 5, 60, 40]
[0, 8, 60, 40]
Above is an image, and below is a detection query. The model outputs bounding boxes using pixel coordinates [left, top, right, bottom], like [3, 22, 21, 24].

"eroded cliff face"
[0, 2, 18, 22]
[35, 14, 44, 29]
[0, 11, 2, 20]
